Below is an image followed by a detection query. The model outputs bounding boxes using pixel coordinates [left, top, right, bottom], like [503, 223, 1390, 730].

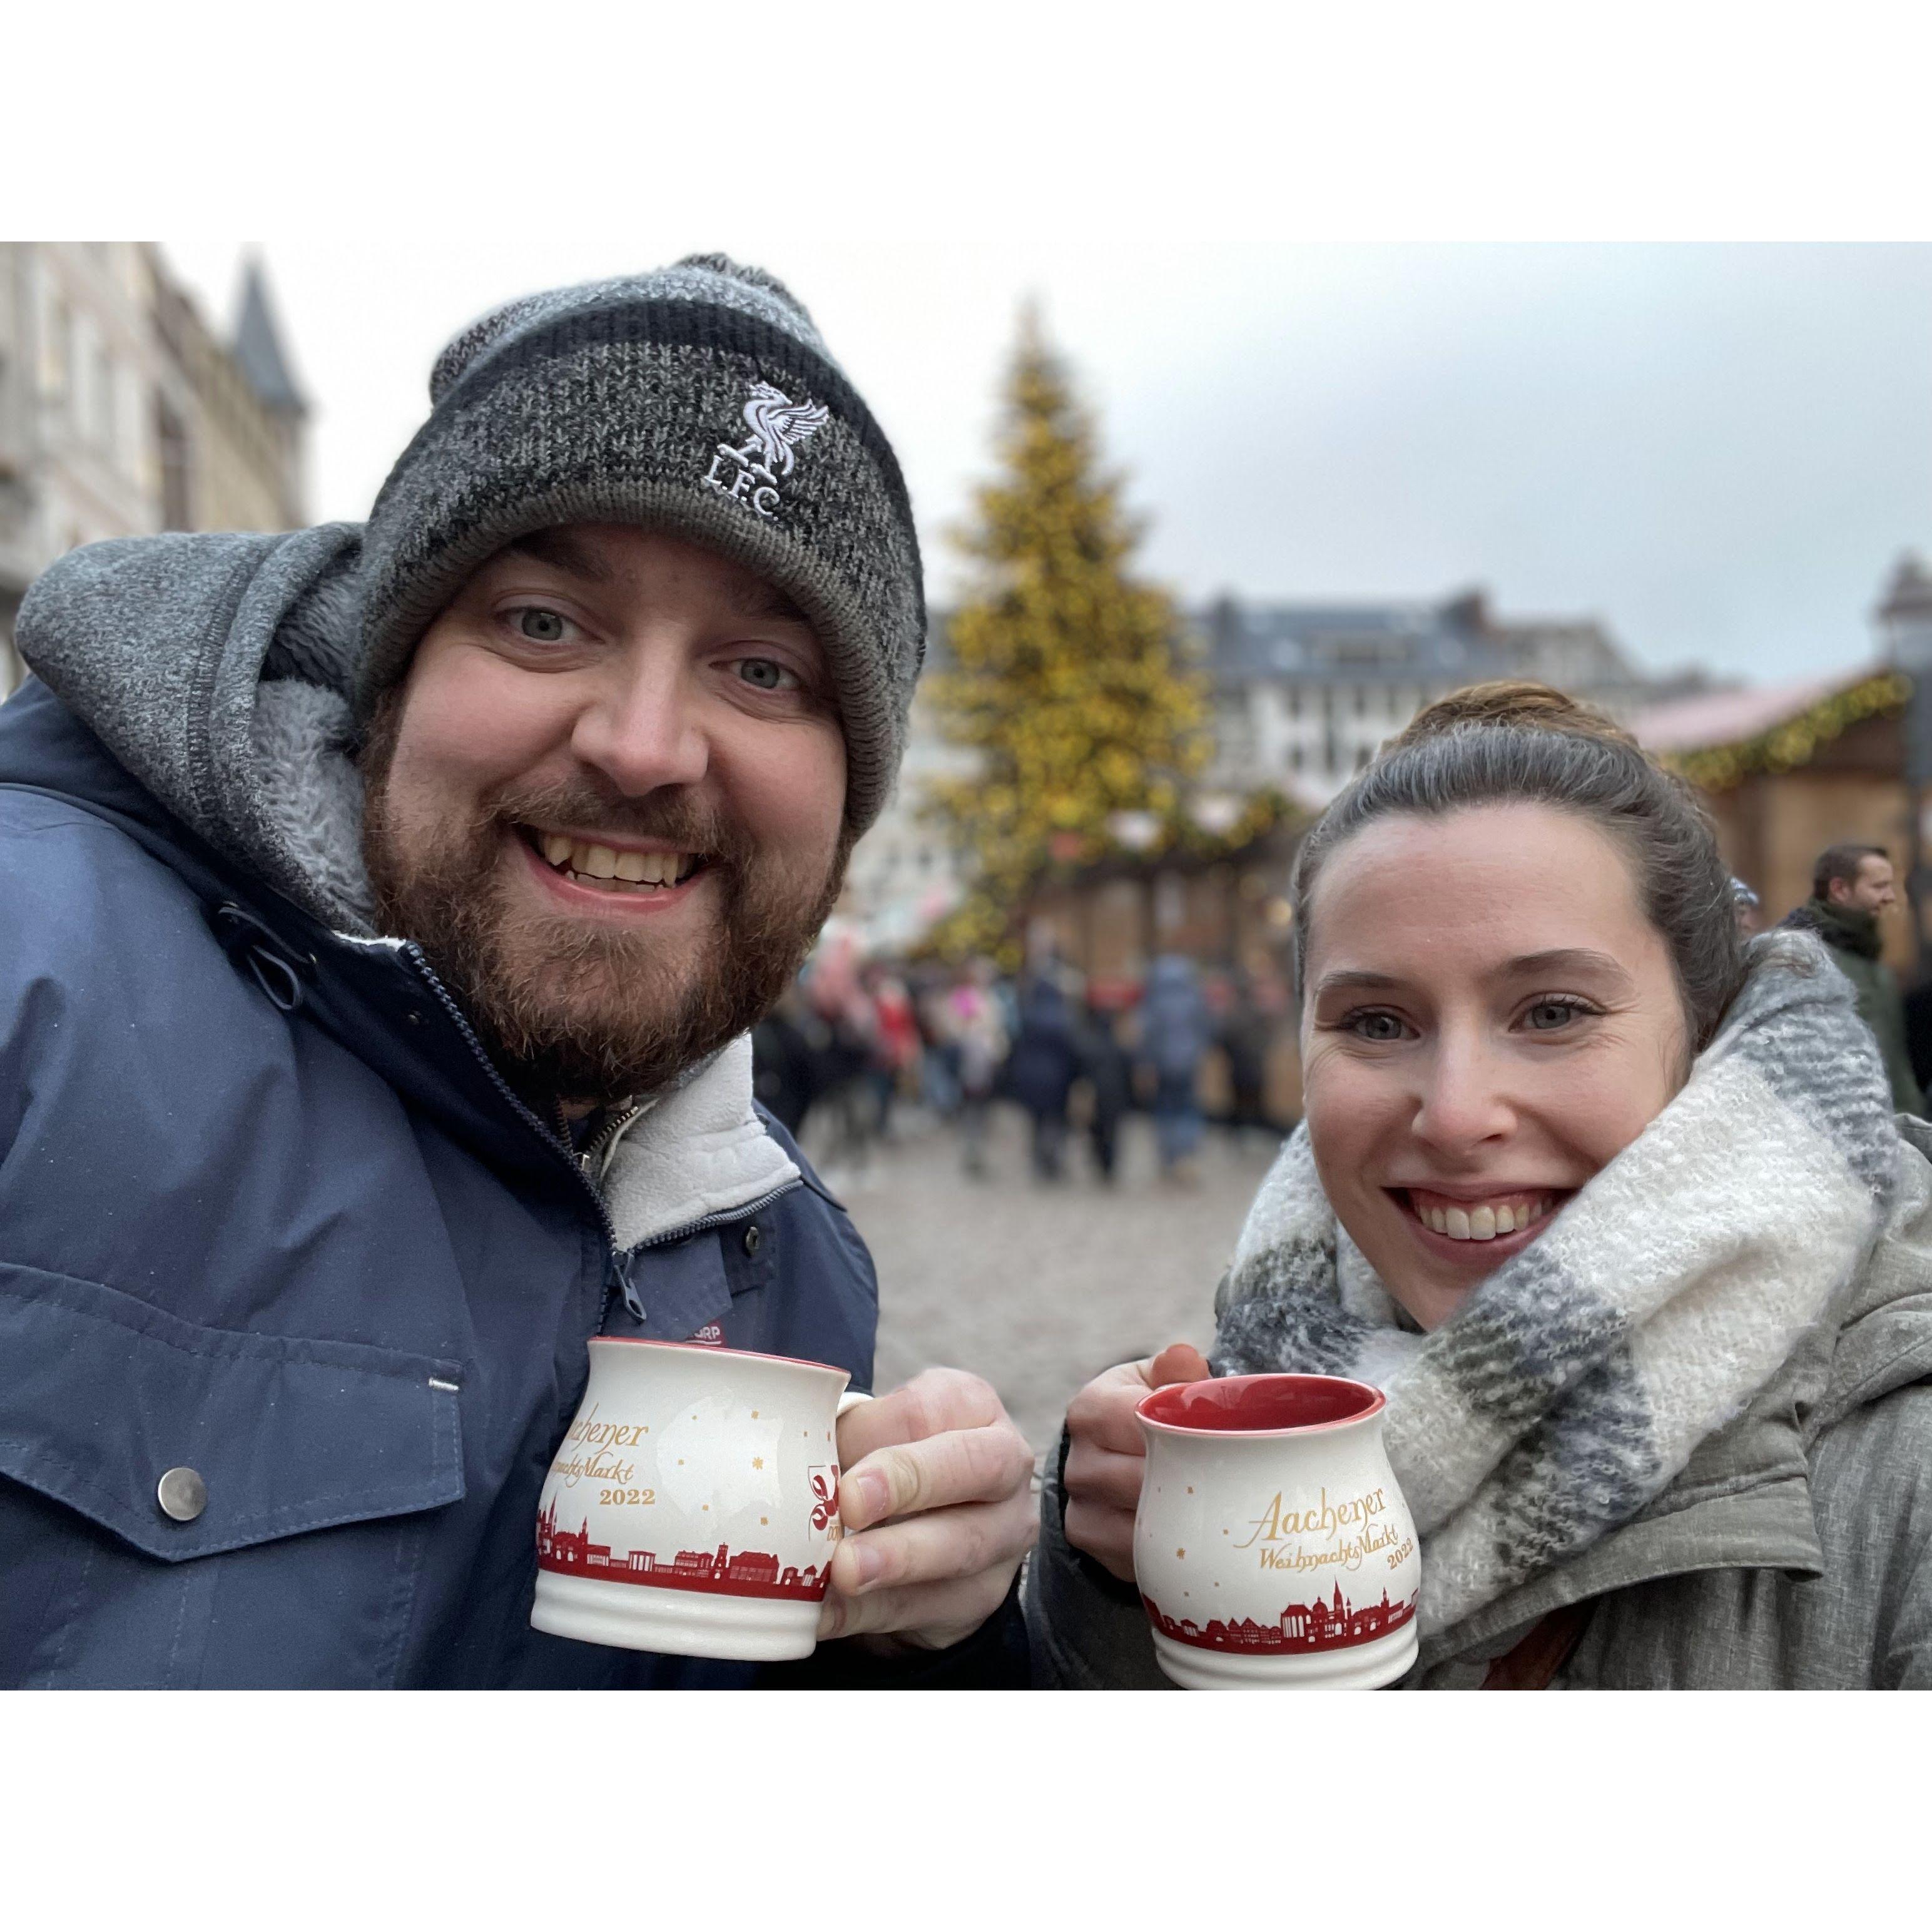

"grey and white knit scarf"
[1213, 932, 1899, 1638]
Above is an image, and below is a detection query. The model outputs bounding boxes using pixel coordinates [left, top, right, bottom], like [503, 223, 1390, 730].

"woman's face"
[1299, 801, 1689, 1331]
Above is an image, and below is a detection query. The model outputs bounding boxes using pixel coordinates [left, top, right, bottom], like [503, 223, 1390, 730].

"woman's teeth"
[534, 832, 695, 892]
[1411, 1195, 1552, 1241]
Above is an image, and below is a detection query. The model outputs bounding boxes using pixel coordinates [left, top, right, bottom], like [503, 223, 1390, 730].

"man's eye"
[513, 608, 568, 643]
[736, 658, 799, 692]
[1350, 1011, 1408, 1043]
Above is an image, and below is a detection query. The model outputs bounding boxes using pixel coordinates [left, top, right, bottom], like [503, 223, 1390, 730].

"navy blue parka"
[0, 529, 1022, 1689]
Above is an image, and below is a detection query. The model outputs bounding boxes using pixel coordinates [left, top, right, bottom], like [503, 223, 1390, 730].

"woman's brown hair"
[1291, 680, 1747, 1052]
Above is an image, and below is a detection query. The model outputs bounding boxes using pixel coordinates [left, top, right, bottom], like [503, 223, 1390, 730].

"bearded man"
[0, 257, 1035, 1687]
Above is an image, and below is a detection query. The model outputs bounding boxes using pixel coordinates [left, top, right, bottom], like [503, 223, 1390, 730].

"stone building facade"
[1201, 586, 1695, 804]
[0, 244, 305, 694]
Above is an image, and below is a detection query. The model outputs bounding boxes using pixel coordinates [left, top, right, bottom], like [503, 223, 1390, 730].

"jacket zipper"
[403, 945, 798, 1321]
[632, 1177, 805, 1253]
[402, 943, 647, 1317]
[579, 1102, 648, 1186]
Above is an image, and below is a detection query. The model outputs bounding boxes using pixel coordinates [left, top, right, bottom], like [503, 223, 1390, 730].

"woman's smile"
[1387, 1183, 1575, 1267]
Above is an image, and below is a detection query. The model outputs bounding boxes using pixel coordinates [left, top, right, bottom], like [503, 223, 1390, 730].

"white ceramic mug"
[1134, 1373, 1421, 1690]
[531, 1338, 872, 1662]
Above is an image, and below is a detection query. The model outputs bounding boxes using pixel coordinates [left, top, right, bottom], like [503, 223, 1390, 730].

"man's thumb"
[1146, 1342, 1213, 1387]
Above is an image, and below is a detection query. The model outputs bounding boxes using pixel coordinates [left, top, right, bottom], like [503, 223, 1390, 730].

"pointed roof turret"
[1878, 551, 1932, 626]
[1873, 551, 1932, 668]
[232, 255, 305, 417]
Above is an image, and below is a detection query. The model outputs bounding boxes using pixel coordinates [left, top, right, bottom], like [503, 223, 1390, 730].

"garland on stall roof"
[915, 787, 1304, 967]
[1664, 670, 1911, 793]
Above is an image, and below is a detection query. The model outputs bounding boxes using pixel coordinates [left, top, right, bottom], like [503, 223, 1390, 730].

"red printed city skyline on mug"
[537, 1498, 829, 1602]
[1141, 1580, 1419, 1654]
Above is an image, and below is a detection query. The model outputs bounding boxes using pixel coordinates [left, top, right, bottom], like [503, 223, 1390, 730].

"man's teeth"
[536, 833, 693, 890]
[1414, 1196, 1552, 1241]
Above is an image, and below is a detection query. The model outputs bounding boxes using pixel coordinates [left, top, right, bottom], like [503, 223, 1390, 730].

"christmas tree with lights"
[925, 311, 1209, 962]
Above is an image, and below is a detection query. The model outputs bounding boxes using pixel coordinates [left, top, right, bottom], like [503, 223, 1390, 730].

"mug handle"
[836, 1389, 874, 1418]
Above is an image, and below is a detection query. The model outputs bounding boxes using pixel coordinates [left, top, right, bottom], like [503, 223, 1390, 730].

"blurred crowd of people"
[751, 932, 1294, 1186]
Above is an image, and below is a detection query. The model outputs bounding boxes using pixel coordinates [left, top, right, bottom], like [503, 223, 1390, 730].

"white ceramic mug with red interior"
[531, 1337, 871, 1662]
[1134, 1373, 1421, 1690]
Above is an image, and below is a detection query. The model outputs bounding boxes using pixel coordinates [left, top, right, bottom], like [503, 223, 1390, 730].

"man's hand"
[818, 1367, 1037, 1652]
[1061, 1343, 1212, 1582]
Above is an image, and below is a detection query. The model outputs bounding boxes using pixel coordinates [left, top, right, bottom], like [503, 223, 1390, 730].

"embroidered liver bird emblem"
[733, 381, 831, 482]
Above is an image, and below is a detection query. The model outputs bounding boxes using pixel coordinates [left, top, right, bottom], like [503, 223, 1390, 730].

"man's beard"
[358, 693, 852, 1109]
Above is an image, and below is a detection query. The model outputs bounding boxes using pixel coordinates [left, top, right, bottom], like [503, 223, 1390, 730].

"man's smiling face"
[359, 522, 851, 1107]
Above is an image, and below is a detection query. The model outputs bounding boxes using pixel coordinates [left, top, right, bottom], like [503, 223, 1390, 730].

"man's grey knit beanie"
[356, 254, 925, 834]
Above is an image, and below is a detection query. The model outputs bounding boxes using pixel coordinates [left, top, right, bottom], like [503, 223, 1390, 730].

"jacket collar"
[1787, 896, 1883, 959]
[1419, 1467, 1825, 1672]
[1816, 1114, 1932, 1427]
[1420, 1378, 1827, 1670]
[594, 1036, 800, 1250]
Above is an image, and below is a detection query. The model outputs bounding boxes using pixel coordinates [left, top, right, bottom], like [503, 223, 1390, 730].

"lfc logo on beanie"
[703, 380, 833, 517]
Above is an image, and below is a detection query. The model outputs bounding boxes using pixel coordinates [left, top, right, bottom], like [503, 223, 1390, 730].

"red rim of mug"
[589, 1336, 850, 1380]
[1137, 1373, 1386, 1437]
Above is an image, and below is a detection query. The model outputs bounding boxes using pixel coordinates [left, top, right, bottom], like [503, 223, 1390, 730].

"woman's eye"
[513, 608, 568, 643]
[1350, 1011, 1408, 1043]
[736, 658, 800, 692]
[1524, 1000, 1586, 1032]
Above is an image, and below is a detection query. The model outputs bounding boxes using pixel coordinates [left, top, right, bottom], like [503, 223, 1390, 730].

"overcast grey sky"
[164, 238, 1932, 687]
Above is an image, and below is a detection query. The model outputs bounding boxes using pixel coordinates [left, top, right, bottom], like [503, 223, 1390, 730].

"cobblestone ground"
[808, 1105, 1284, 1462]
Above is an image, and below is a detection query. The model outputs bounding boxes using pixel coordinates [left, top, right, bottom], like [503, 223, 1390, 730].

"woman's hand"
[1062, 1342, 1212, 1581]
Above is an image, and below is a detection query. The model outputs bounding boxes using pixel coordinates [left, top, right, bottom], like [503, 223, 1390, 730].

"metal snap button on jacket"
[156, 1467, 208, 1523]
[742, 1224, 763, 1256]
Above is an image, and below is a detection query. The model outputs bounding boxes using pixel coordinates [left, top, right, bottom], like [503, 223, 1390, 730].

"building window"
[1354, 685, 1367, 718]
[156, 395, 192, 529]
[42, 297, 72, 403]
[1290, 744, 1304, 772]
[93, 345, 116, 453]
[1288, 686, 1301, 721]
[1355, 745, 1371, 772]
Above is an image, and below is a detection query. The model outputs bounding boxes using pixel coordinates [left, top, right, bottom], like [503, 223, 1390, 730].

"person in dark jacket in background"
[1214, 969, 1273, 1147]
[0, 257, 1034, 1689]
[1141, 953, 1211, 1181]
[1008, 962, 1082, 1181]
[751, 982, 826, 1137]
[1781, 843, 1926, 1116]
[1076, 999, 1134, 1184]
[1903, 975, 1932, 1098]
